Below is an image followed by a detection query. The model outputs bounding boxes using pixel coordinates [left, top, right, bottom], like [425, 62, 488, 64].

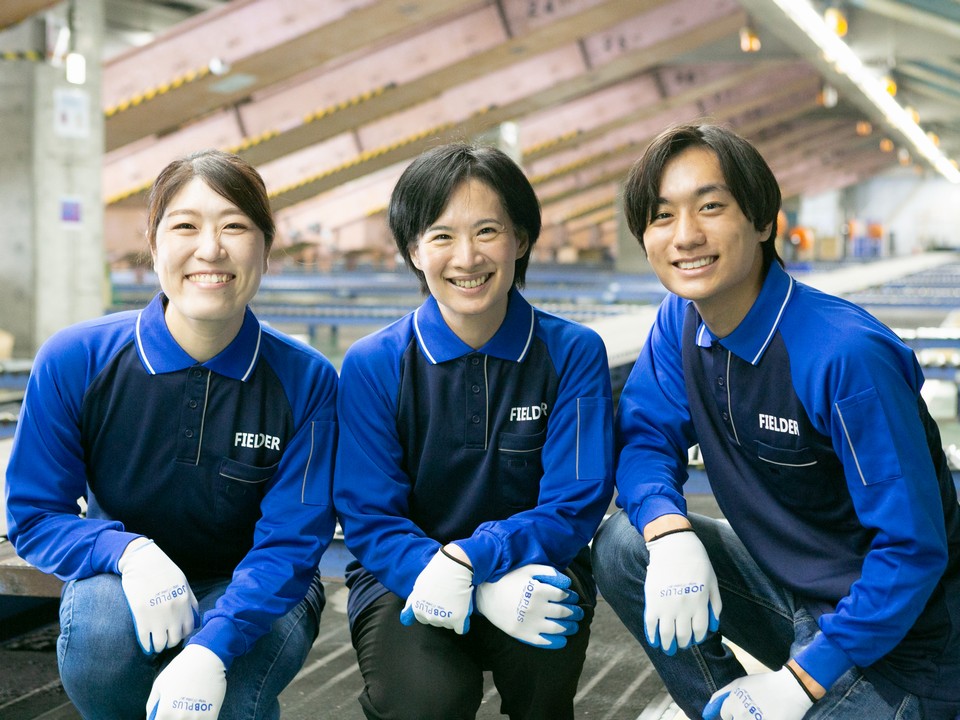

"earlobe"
[409, 245, 422, 271]
[516, 232, 530, 258]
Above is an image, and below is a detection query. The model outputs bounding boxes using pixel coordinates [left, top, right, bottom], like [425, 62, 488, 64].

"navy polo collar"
[695, 262, 795, 366]
[134, 293, 262, 381]
[413, 288, 536, 364]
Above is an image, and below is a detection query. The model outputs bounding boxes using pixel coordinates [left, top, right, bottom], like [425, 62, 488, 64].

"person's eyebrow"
[425, 217, 504, 232]
[655, 183, 730, 204]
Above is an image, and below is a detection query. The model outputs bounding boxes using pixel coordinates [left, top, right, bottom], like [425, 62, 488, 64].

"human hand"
[702, 666, 814, 720]
[147, 644, 226, 720]
[644, 529, 721, 655]
[476, 564, 583, 649]
[118, 538, 199, 654]
[400, 547, 474, 634]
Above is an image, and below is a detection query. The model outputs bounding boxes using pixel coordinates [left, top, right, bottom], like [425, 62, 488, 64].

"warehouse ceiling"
[12, 0, 960, 259]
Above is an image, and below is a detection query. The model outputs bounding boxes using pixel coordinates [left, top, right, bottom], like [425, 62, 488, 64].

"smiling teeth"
[677, 257, 715, 270]
[190, 273, 231, 283]
[453, 275, 489, 289]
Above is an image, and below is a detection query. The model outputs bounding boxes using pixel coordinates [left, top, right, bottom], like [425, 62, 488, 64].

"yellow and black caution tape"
[104, 65, 211, 118]
[302, 82, 396, 125]
[105, 179, 153, 206]
[529, 153, 596, 185]
[217, 82, 398, 156]
[522, 129, 580, 157]
[223, 129, 281, 154]
[1, 50, 43, 62]
[268, 105, 495, 200]
[268, 118, 459, 199]
[529, 140, 635, 185]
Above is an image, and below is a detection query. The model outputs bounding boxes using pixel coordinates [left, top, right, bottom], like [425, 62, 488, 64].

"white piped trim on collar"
[413, 307, 438, 364]
[752, 275, 793, 365]
[135, 310, 157, 375]
[241, 325, 262, 381]
[516, 304, 535, 362]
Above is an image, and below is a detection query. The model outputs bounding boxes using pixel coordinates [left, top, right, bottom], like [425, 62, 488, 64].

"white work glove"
[400, 547, 474, 634]
[475, 564, 583, 649]
[702, 666, 815, 720]
[147, 644, 227, 720]
[644, 529, 721, 655]
[118, 538, 199, 654]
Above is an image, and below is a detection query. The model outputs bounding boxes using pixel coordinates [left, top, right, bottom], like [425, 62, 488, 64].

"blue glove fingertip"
[702, 691, 728, 720]
[554, 619, 579, 635]
[532, 571, 572, 590]
[662, 635, 678, 656]
[645, 624, 660, 649]
[399, 607, 416, 626]
[709, 604, 720, 633]
[520, 633, 567, 650]
[542, 634, 568, 650]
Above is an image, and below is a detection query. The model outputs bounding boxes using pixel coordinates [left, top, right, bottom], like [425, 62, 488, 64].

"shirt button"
[193, 369, 202, 378]
[471, 415, 480, 424]
[185, 429, 194, 438]
[188, 400, 198, 409]
[721, 412, 729, 421]
[472, 385, 480, 394]
[717, 377, 725, 386]
[471, 357, 480, 366]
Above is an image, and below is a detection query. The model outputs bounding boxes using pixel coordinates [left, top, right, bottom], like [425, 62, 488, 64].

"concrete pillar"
[0, 0, 104, 358]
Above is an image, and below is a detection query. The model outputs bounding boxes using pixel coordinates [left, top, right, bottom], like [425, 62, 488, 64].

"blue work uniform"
[5, 293, 339, 665]
[334, 288, 614, 625]
[616, 261, 960, 703]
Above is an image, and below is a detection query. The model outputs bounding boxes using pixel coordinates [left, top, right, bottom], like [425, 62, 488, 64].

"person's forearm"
[786, 659, 826, 700]
[642, 513, 692, 541]
[441, 543, 473, 569]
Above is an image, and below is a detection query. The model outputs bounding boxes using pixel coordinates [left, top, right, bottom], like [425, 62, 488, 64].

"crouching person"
[333, 143, 615, 719]
[5, 149, 339, 719]
[592, 123, 960, 720]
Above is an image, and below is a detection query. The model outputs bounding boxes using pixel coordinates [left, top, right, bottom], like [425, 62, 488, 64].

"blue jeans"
[57, 571, 323, 720]
[592, 510, 928, 720]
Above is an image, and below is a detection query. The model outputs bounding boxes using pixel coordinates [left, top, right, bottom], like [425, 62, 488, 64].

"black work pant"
[350, 585, 594, 720]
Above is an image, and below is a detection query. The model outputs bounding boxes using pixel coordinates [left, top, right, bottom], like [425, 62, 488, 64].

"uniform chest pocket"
[215, 458, 278, 528]
[498, 429, 546, 509]
[755, 442, 838, 508]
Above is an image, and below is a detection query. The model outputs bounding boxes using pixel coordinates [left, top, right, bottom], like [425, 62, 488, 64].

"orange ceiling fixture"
[739, 25, 761, 53]
[818, 84, 838, 108]
[824, 7, 848, 37]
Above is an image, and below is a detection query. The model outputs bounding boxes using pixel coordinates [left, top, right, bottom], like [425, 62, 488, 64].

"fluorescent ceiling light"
[768, 0, 960, 183]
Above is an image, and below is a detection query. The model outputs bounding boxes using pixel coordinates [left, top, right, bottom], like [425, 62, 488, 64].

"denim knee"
[592, 510, 649, 599]
[58, 574, 158, 718]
